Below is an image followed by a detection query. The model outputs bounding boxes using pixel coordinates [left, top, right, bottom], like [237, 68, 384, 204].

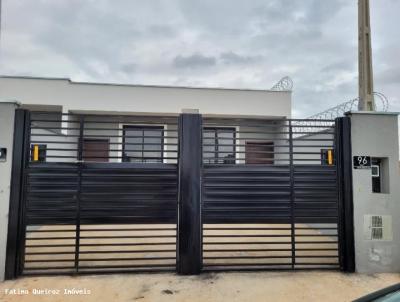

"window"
[371, 157, 389, 193]
[203, 127, 235, 164]
[372, 158, 382, 193]
[31, 144, 47, 162]
[122, 125, 164, 163]
[0, 148, 7, 162]
[245, 141, 274, 164]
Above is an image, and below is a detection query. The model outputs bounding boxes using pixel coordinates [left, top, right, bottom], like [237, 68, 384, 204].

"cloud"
[147, 25, 177, 38]
[321, 60, 356, 73]
[0, 0, 399, 116]
[173, 54, 216, 69]
[378, 68, 400, 86]
[120, 63, 137, 74]
[220, 52, 261, 65]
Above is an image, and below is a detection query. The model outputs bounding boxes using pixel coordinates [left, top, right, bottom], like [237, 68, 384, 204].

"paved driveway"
[1, 272, 399, 302]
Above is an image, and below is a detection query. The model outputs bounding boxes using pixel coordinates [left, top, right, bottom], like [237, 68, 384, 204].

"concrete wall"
[0, 103, 18, 281]
[0, 76, 291, 118]
[348, 112, 400, 273]
[235, 124, 284, 164]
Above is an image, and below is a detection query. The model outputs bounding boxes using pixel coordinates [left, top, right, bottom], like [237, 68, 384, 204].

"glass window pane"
[217, 130, 234, 163]
[125, 130, 142, 150]
[143, 129, 162, 152]
[123, 126, 163, 162]
[203, 129, 216, 163]
[203, 127, 235, 164]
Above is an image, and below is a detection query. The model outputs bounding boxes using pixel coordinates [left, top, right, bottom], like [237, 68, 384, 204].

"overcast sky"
[0, 0, 399, 117]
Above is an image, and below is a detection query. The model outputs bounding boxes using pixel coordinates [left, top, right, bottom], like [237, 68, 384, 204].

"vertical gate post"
[4, 108, 29, 280]
[177, 112, 202, 275]
[288, 120, 296, 269]
[336, 117, 355, 272]
[74, 115, 84, 274]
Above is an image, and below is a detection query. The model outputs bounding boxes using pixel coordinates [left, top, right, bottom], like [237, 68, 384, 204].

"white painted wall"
[348, 112, 400, 273]
[30, 119, 179, 164]
[292, 131, 335, 164]
[0, 76, 291, 118]
[0, 103, 18, 281]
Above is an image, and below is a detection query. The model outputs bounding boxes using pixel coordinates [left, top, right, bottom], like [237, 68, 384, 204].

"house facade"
[0, 76, 293, 165]
[1, 75, 398, 279]
[0, 76, 291, 116]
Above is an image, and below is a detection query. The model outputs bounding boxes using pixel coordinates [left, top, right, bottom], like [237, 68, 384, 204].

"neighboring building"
[0, 76, 293, 165]
[0, 76, 291, 117]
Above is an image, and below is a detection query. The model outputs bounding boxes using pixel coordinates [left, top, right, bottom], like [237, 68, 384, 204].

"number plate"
[353, 156, 371, 169]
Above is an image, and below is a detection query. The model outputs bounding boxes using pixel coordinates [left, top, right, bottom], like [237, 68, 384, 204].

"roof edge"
[0, 75, 292, 93]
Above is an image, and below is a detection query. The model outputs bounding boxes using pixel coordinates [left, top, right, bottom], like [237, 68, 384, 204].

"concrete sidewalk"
[1, 272, 400, 302]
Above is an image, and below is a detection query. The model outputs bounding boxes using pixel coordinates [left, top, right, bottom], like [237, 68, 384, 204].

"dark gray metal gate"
[6, 110, 179, 276]
[201, 118, 349, 271]
[5, 110, 354, 278]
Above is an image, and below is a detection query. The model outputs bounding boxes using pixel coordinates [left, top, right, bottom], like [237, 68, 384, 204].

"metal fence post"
[74, 115, 84, 274]
[177, 113, 202, 275]
[288, 120, 296, 269]
[5, 109, 29, 279]
[336, 117, 355, 272]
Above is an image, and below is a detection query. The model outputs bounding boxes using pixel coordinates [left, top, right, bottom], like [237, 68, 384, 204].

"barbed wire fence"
[293, 92, 389, 134]
[270, 77, 389, 134]
[270, 76, 293, 91]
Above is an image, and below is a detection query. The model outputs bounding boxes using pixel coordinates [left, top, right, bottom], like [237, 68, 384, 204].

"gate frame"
[336, 117, 356, 272]
[5, 109, 30, 279]
[177, 113, 203, 275]
[4, 110, 355, 279]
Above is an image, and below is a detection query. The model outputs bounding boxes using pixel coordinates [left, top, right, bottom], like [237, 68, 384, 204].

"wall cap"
[0, 75, 292, 94]
[181, 109, 200, 114]
[0, 101, 20, 107]
[345, 111, 399, 116]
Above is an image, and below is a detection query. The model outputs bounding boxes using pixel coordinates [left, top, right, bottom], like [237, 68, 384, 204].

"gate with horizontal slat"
[201, 118, 347, 271]
[7, 110, 179, 276]
[5, 110, 354, 278]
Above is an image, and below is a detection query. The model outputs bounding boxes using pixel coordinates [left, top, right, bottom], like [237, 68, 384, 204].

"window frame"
[203, 127, 236, 164]
[371, 158, 382, 193]
[122, 125, 165, 163]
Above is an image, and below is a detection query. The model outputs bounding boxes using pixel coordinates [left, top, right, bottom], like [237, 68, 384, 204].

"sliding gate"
[202, 118, 348, 271]
[6, 110, 354, 278]
[8, 110, 179, 276]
